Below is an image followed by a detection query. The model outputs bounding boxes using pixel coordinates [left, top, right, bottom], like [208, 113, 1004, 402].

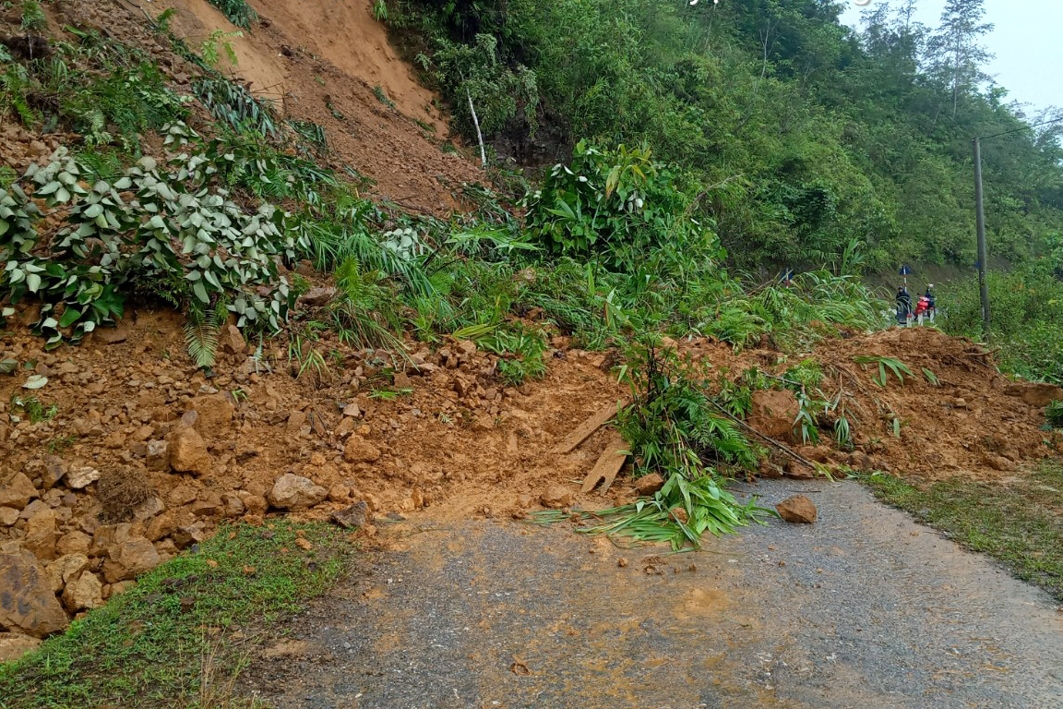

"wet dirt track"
[244, 480, 1063, 708]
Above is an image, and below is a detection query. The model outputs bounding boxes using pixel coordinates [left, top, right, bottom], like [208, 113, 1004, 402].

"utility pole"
[972, 137, 990, 342]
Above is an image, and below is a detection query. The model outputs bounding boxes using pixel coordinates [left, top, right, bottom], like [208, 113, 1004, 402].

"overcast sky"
[839, 1, 1061, 117]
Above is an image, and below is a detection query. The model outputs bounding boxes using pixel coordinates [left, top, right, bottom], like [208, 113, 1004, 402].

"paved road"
[244, 480, 1063, 708]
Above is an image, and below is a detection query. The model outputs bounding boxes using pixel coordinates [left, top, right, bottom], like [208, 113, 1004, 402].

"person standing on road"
[895, 286, 912, 326]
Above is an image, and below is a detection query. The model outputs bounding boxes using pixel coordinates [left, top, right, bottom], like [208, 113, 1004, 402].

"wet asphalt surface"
[243, 480, 1063, 708]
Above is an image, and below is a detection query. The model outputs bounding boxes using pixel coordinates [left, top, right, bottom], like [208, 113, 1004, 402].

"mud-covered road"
[243, 480, 1063, 708]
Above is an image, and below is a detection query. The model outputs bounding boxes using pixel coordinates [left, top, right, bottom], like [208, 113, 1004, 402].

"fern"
[185, 313, 219, 370]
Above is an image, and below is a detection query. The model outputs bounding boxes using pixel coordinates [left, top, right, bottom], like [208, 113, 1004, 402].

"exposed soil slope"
[2, 0, 480, 214]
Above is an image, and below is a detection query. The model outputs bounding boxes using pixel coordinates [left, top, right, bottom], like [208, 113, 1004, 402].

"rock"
[540, 486, 574, 509]
[776, 495, 817, 524]
[56, 531, 91, 556]
[0, 633, 42, 663]
[221, 493, 245, 517]
[237, 492, 267, 516]
[167, 426, 211, 476]
[45, 553, 90, 593]
[0, 551, 69, 638]
[191, 493, 222, 517]
[328, 483, 351, 503]
[633, 473, 666, 496]
[22, 507, 59, 561]
[146, 511, 178, 542]
[286, 410, 308, 435]
[132, 496, 165, 521]
[343, 435, 381, 464]
[782, 459, 816, 480]
[103, 538, 161, 583]
[299, 286, 336, 307]
[1004, 382, 1063, 408]
[0, 507, 18, 527]
[171, 523, 207, 550]
[0, 473, 38, 509]
[191, 394, 234, 433]
[95, 322, 130, 344]
[330, 501, 369, 529]
[747, 389, 801, 441]
[144, 440, 170, 471]
[168, 484, 198, 507]
[61, 571, 103, 612]
[267, 474, 328, 510]
[220, 324, 246, 356]
[64, 465, 102, 490]
[393, 371, 413, 389]
[342, 402, 362, 418]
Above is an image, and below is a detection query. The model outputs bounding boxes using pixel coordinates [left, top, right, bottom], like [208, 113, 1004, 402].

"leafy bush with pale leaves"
[0, 133, 304, 347]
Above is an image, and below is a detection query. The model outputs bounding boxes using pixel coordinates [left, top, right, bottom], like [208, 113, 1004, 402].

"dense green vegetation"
[388, 0, 1063, 272]
[941, 264, 1063, 384]
[0, 522, 350, 708]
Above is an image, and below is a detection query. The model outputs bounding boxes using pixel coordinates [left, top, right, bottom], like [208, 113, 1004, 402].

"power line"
[979, 115, 1063, 141]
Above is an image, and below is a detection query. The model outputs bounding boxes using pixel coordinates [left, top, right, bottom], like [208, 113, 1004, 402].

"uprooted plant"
[538, 339, 770, 550]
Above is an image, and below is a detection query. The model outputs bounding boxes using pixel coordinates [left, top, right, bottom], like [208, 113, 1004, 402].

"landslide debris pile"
[3, 312, 1059, 646]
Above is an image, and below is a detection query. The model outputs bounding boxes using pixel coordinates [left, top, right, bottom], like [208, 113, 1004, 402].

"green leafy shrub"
[207, 0, 257, 29]
[617, 340, 761, 476]
[941, 269, 1063, 384]
[193, 77, 279, 139]
[431, 34, 538, 142]
[0, 29, 186, 148]
[479, 324, 547, 385]
[20, 0, 46, 31]
[0, 140, 303, 347]
[327, 258, 403, 350]
[1046, 401, 1063, 429]
[524, 142, 706, 271]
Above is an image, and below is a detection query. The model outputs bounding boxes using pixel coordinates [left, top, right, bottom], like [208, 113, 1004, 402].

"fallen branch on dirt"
[706, 400, 818, 471]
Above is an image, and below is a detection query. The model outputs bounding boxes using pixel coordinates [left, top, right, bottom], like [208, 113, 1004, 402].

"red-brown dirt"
[2, 300, 1060, 639]
[1, 0, 481, 215]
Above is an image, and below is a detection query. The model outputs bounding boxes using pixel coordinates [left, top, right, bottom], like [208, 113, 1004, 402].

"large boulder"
[0, 473, 38, 510]
[168, 426, 211, 476]
[267, 474, 328, 510]
[0, 551, 69, 638]
[747, 389, 801, 441]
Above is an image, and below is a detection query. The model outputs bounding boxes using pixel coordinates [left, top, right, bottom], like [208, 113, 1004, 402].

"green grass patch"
[860, 463, 1063, 602]
[0, 521, 352, 708]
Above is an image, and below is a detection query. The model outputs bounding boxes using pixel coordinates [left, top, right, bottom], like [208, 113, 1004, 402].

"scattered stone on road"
[776, 494, 818, 523]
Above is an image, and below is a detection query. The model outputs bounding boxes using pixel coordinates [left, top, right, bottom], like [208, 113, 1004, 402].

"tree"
[927, 0, 994, 116]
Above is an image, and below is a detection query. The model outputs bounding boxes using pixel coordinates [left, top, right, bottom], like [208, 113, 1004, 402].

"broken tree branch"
[707, 400, 817, 470]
